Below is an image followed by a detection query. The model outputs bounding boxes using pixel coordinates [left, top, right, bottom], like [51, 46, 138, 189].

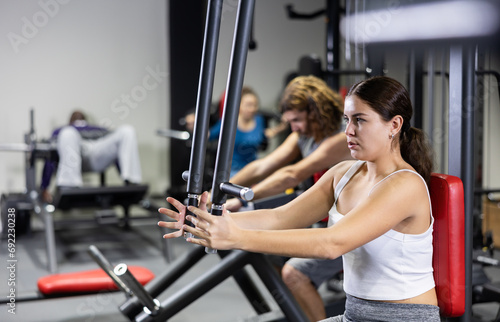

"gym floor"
[0, 203, 499, 322]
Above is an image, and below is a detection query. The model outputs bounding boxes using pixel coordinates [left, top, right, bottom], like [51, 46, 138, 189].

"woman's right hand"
[157, 191, 209, 239]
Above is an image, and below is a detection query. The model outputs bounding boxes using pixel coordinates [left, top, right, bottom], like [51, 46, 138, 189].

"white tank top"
[328, 161, 435, 301]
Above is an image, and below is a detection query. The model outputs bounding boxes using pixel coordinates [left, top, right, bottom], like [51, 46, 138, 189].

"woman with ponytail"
[159, 76, 439, 321]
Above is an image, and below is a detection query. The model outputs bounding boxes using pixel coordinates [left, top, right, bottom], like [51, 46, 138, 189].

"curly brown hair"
[279, 76, 343, 142]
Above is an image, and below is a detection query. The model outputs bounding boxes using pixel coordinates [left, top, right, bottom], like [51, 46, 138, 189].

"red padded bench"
[38, 266, 154, 296]
[312, 170, 466, 318]
[314, 170, 466, 317]
[430, 173, 465, 317]
[319, 171, 466, 317]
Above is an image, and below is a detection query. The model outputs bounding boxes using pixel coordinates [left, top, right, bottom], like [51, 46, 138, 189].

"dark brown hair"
[280, 75, 343, 142]
[347, 76, 434, 183]
[241, 86, 258, 102]
[69, 110, 86, 124]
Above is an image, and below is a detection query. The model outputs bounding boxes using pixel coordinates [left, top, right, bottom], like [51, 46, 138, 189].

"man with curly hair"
[226, 75, 350, 210]
[225, 75, 351, 321]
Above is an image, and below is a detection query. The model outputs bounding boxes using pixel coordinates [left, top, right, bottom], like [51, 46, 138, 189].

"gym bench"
[53, 184, 149, 227]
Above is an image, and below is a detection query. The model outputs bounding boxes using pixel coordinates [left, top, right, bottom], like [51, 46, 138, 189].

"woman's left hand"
[183, 205, 242, 251]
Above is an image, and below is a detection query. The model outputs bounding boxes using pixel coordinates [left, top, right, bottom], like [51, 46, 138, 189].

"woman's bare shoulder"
[331, 160, 360, 182]
[372, 169, 428, 201]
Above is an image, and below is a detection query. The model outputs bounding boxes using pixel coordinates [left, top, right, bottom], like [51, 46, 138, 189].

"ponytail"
[399, 126, 434, 185]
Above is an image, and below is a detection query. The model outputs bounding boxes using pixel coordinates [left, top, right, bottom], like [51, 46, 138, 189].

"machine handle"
[219, 182, 253, 201]
[87, 245, 133, 297]
[114, 263, 160, 316]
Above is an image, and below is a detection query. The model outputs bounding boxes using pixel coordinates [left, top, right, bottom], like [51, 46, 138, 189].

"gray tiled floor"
[1, 205, 500, 322]
[0, 208, 313, 322]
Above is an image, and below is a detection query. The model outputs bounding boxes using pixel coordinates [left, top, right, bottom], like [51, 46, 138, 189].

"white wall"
[0, 0, 327, 197]
[214, 0, 327, 110]
[2, 0, 496, 198]
[0, 0, 168, 195]
[483, 52, 500, 189]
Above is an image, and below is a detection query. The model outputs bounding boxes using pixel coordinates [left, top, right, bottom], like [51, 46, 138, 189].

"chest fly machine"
[88, 0, 310, 321]
[85, 1, 467, 321]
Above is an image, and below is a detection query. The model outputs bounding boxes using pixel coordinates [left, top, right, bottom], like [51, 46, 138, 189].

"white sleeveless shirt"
[328, 161, 435, 301]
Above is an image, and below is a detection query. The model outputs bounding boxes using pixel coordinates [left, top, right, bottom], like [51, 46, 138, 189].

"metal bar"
[218, 251, 272, 314]
[25, 108, 37, 197]
[427, 48, 435, 142]
[473, 48, 486, 251]
[184, 0, 224, 235]
[219, 182, 253, 200]
[249, 253, 308, 322]
[474, 188, 500, 195]
[448, 45, 472, 322]
[0, 143, 29, 152]
[409, 48, 424, 129]
[285, 4, 325, 19]
[40, 205, 57, 274]
[423, 70, 450, 78]
[448, 45, 464, 320]
[114, 264, 160, 316]
[134, 250, 251, 322]
[325, 69, 369, 76]
[168, 1, 204, 192]
[366, 45, 384, 77]
[156, 128, 190, 141]
[119, 246, 206, 319]
[210, 0, 255, 206]
[88, 245, 132, 297]
[448, 47, 464, 194]
[440, 48, 447, 173]
[475, 70, 500, 97]
[208, 0, 255, 253]
[462, 45, 475, 322]
[325, 0, 340, 90]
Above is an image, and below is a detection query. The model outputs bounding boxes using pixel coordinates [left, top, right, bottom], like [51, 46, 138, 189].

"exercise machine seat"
[37, 266, 154, 295]
[54, 185, 148, 210]
[430, 173, 465, 317]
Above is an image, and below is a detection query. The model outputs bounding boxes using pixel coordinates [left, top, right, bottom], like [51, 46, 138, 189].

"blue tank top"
[209, 115, 266, 177]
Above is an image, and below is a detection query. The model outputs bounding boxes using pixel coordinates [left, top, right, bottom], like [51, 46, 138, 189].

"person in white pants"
[40, 110, 142, 203]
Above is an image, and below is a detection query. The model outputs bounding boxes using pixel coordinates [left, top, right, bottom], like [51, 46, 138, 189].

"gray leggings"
[320, 294, 441, 322]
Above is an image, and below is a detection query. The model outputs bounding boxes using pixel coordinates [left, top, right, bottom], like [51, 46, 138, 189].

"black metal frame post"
[183, 0, 224, 236]
[206, 0, 257, 256]
[168, 1, 204, 198]
[365, 44, 385, 77]
[26, 109, 57, 273]
[440, 49, 448, 173]
[449, 45, 475, 322]
[134, 250, 251, 322]
[134, 250, 307, 322]
[427, 48, 435, 141]
[461, 45, 476, 322]
[473, 50, 486, 250]
[209, 0, 254, 209]
[325, 0, 340, 90]
[409, 48, 424, 129]
[119, 246, 207, 319]
[119, 0, 224, 316]
[119, 244, 272, 320]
